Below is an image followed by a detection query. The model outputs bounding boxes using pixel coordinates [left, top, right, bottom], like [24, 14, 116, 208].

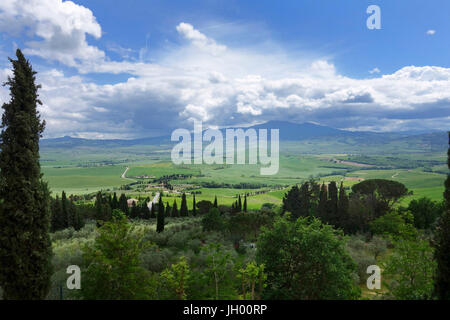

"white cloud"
[0, 4, 449, 137]
[426, 29, 436, 35]
[176, 22, 226, 55]
[369, 67, 380, 74]
[0, 0, 104, 66]
[28, 59, 450, 138]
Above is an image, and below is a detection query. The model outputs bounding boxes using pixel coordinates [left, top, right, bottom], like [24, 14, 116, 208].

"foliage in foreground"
[383, 239, 436, 300]
[79, 213, 155, 299]
[257, 215, 361, 300]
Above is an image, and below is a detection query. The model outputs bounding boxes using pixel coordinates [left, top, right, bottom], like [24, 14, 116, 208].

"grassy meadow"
[40, 139, 447, 209]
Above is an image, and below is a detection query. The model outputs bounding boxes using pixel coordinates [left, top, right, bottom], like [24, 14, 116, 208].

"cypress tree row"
[434, 132, 450, 300]
[0, 49, 52, 299]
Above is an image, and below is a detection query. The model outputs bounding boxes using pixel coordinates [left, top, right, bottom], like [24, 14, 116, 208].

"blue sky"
[0, 0, 449, 138]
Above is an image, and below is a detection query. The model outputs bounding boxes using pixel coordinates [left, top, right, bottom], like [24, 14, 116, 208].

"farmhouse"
[127, 198, 138, 207]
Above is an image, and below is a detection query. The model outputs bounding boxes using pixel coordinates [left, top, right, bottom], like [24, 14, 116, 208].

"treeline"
[282, 178, 445, 234]
[50, 192, 85, 232]
[198, 181, 273, 189]
[341, 155, 444, 169]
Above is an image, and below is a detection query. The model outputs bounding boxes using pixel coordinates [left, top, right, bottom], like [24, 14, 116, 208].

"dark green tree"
[112, 192, 118, 210]
[50, 195, 64, 232]
[326, 181, 338, 226]
[150, 203, 156, 218]
[408, 197, 443, 229]
[192, 194, 197, 215]
[282, 184, 313, 219]
[80, 213, 155, 299]
[171, 200, 179, 217]
[283, 185, 301, 215]
[238, 195, 242, 212]
[243, 195, 247, 213]
[94, 192, 112, 227]
[434, 132, 450, 300]
[140, 202, 150, 220]
[337, 182, 350, 230]
[157, 197, 165, 233]
[213, 195, 218, 208]
[61, 190, 69, 229]
[130, 201, 138, 219]
[118, 193, 129, 216]
[317, 183, 328, 221]
[257, 216, 360, 299]
[352, 179, 410, 217]
[0, 49, 52, 299]
[165, 202, 171, 217]
[180, 193, 188, 217]
[71, 199, 84, 231]
[202, 208, 225, 232]
[197, 200, 213, 215]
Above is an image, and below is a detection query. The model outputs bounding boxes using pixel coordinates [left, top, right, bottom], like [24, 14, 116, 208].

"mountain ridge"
[40, 121, 447, 150]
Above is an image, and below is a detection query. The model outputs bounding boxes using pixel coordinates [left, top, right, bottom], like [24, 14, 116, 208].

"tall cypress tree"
[157, 196, 165, 233]
[118, 193, 129, 216]
[0, 49, 52, 299]
[71, 199, 84, 231]
[243, 195, 247, 212]
[434, 132, 450, 299]
[180, 192, 188, 217]
[165, 201, 171, 217]
[337, 182, 349, 230]
[192, 194, 197, 216]
[213, 195, 218, 208]
[112, 192, 118, 210]
[317, 183, 328, 221]
[327, 181, 339, 226]
[172, 200, 179, 218]
[50, 195, 64, 232]
[94, 192, 112, 226]
[282, 185, 302, 216]
[61, 190, 69, 229]
[150, 203, 156, 218]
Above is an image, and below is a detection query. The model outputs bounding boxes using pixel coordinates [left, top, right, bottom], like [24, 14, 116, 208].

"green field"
[42, 165, 132, 195]
[40, 139, 448, 207]
[346, 169, 446, 203]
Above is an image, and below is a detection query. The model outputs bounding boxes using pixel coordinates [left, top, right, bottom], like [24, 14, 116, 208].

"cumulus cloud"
[426, 29, 436, 35]
[176, 22, 226, 55]
[0, 0, 104, 66]
[24, 60, 449, 138]
[0, 3, 448, 138]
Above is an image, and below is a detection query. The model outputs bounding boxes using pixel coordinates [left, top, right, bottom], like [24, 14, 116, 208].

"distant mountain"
[244, 121, 346, 140]
[40, 121, 447, 151]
